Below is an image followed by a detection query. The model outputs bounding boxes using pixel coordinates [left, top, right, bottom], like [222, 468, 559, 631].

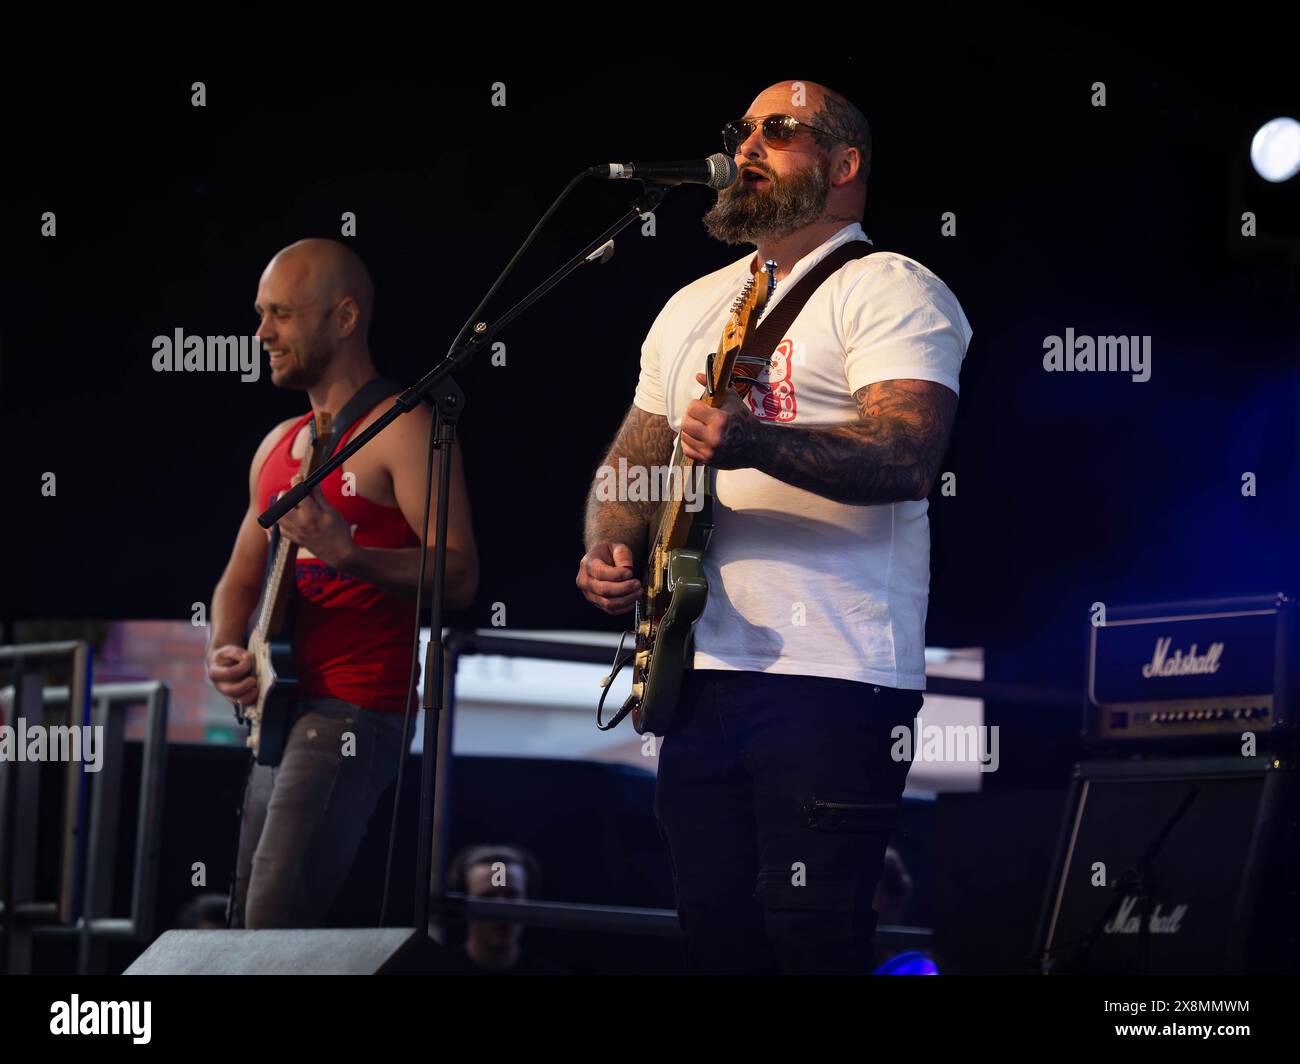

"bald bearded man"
[206, 238, 478, 929]
[578, 82, 972, 973]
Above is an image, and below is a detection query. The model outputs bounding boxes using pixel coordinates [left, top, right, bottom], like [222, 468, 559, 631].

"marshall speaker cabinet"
[1035, 753, 1299, 974]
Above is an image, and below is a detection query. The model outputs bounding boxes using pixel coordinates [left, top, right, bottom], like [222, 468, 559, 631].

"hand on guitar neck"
[678, 371, 759, 470]
[273, 472, 356, 569]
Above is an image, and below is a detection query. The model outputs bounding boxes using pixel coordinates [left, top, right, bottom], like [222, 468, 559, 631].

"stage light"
[1250, 117, 1300, 182]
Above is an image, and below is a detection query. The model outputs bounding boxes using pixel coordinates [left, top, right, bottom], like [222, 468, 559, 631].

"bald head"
[264, 238, 375, 335]
[751, 80, 871, 185]
[254, 239, 376, 389]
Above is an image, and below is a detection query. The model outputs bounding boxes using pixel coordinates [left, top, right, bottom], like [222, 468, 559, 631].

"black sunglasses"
[721, 113, 839, 155]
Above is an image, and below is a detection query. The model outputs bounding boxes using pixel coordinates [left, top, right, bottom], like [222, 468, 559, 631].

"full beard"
[702, 158, 830, 246]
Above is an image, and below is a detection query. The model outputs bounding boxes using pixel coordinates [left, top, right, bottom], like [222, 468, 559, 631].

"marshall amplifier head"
[1086, 593, 1297, 748]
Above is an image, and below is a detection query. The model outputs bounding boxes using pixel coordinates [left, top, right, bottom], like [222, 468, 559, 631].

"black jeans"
[654, 669, 921, 974]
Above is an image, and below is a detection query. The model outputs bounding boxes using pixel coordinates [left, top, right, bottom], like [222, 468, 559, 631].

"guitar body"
[245, 627, 298, 766]
[633, 546, 707, 735]
[619, 262, 777, 736]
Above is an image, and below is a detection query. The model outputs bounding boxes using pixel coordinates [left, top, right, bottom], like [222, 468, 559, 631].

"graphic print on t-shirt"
[739, 337, 799, 422]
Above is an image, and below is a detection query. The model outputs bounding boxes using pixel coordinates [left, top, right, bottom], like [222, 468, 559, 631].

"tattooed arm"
[577, 403, 678, 614]
[583, 403, 678, 559]
[679, 378, 958, 506]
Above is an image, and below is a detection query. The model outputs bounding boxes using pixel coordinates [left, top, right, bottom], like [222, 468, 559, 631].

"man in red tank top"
[205, 238, 478, 929]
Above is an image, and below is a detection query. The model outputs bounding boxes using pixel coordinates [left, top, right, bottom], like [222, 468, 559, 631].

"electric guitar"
[236, 411, 335, 765]
[604, 260, 776, 735]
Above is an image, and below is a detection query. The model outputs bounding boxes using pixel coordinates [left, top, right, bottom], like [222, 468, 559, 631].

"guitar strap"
[326, 375, 403, 456]
[730, 238, 882, 398]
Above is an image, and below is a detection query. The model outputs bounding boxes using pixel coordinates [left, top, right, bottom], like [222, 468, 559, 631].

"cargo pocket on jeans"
[803, 798, 899, 832]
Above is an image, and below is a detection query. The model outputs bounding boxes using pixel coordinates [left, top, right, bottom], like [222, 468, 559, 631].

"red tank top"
[256, 407, 420, 714]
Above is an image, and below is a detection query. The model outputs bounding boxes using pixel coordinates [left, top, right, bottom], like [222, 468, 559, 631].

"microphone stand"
[257, 179, 668, 934]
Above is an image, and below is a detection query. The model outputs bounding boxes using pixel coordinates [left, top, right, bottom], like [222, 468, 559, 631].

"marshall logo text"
[1102, 896, 1188, 935]
[1141, 637, 1224, 679]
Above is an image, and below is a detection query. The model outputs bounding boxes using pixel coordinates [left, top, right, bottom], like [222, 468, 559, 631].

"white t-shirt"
[632, 223, 972, 690]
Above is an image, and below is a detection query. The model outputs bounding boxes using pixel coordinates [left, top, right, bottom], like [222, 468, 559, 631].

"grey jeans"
[229, 697, 409, 929]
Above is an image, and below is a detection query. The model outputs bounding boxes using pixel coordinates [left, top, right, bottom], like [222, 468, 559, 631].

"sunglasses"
[721, 113, 839, 155]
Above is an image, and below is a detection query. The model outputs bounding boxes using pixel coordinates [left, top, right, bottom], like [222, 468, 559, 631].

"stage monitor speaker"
[1037, 754, 1299, 974]
[123, 928, 452, 975]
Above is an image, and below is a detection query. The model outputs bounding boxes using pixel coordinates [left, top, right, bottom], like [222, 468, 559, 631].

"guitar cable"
[596, 628, 637, 730]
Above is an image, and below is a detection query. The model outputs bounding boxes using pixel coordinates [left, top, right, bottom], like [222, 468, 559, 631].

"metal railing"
[0, 641, 91, 973]
[0, 640, 167, 974]
[49, 681, 168, 974]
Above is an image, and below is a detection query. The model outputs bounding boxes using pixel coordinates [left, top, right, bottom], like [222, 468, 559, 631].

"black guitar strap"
[326, 375, 403, 455]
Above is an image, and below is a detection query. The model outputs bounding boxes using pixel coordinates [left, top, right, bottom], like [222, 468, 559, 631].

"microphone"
[588, 153, 738, 189]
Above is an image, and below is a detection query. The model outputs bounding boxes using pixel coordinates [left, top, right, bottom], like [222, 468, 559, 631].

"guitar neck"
[653, 439, 702, 552]
[647, 262, 776, 560]
[254, 412, 335, 641]
[256, 534, 299, 640]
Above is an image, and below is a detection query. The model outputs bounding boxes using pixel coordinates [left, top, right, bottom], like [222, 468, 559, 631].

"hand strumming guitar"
[207, 644, 258, 706]
[576, 542, 642, 615]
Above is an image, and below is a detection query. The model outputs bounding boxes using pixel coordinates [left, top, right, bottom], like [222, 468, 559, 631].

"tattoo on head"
[809, 93, 872, 186]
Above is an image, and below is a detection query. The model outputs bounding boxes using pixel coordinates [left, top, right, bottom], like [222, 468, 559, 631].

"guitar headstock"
[704, 260, 777, 401]
[304, 411, 336, 470]
[309, 410, 334, 444]
[720, 259, 776, 355]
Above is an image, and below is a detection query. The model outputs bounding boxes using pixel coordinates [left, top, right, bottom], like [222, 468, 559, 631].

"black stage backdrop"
[1, 13, 1297, 690]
